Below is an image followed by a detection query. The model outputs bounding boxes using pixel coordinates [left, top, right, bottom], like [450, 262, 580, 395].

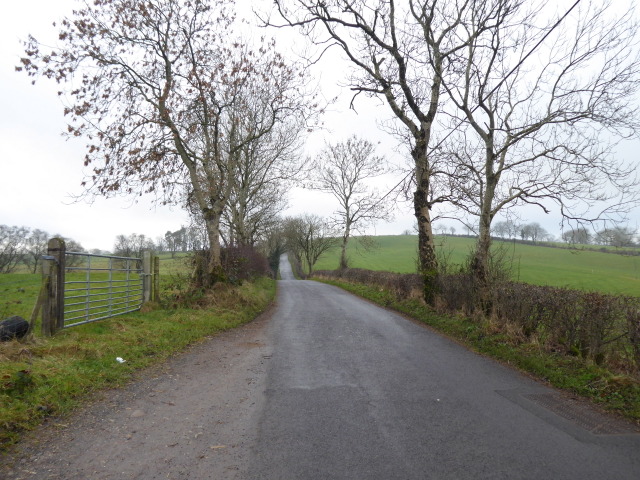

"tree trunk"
[339, 223, 351, 270]
[306, 254, 313, 276]
[472, 171, 498, 315]
[198, 204, 225, 287]
[413, 149, 438, 305]
[472, 209, 492, 313]
[339, 240, 348, 270]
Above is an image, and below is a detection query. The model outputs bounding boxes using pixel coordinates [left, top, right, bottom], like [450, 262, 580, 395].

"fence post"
[41, 258, 52, 337]
[42, 238, 66, 336]
[153, 255, 160, 302]
[143, 250, 152, 303]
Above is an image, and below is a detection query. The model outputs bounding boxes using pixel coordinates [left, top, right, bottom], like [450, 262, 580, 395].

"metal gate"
[40, 238, 157, 335]
[64, 252, 145, 328]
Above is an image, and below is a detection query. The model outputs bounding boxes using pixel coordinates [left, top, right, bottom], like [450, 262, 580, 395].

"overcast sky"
[1, 1, 638, 252]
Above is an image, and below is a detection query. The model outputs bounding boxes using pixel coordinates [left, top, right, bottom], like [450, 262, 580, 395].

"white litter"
[116, 357, 126, 363]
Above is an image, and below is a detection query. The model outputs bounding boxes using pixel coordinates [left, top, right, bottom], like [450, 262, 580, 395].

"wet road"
[248, 254, 640, 479]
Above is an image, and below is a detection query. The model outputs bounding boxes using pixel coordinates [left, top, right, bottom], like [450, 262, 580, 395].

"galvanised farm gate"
[39, 238, 158, 335]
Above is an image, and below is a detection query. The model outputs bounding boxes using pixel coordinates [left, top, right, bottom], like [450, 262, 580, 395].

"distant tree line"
[570, 226, 638, 248]
[435, 220, 638, 247]
[0, 225, 85, 274]
[112, 226, 208, 259]
[493, 221, 638, 247]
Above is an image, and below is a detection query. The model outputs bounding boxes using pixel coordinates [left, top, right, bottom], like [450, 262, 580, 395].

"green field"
[314, 235, 640, 296]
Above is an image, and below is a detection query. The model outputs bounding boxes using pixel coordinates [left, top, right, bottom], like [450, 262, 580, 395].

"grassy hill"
[313, 235, 640, 297]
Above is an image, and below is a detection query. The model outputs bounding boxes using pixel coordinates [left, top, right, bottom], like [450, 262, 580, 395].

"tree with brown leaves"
[20, 0, 318, 285]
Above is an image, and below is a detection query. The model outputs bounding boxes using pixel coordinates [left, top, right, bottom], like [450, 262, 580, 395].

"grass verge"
[318, 278, 640, 424]
[0, 277, 276, 450]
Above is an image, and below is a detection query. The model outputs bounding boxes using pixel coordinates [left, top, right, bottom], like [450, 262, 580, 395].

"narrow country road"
[3, 253, 639, 479]
[248, 255, 639, 479]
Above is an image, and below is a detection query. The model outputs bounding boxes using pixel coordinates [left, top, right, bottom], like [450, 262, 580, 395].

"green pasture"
[0, 274, 41, 322]
[313, 235, 640, 296]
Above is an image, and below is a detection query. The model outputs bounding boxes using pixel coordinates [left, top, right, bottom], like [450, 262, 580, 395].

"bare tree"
[311, 135, 391, 269]
[184, 225, 206, 252]
[266, 0, 499, 302]
[24, 229, 49, 274]
[52, 235, 86, 268]
[595, 226, 637, 247]
[257, 222, 288, 275]
[113, 234, 153, 258]
[0, 225, 29, 274]
[20, 0, 317, 285]
[283, 215, 339, 275]
[220, 111, 304, 247]
[493, 221, 510, 239]
[562, 227, 592, 245]
[154, 236, 167, 254]
[522, 223, 548, 244]
[164, 230, 179, 258]
[437, 0, 640, 293]
[494, 220, 520, 240]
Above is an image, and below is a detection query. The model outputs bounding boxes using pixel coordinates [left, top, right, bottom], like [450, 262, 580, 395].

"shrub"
[625, 300, 640, 369]
[315, 268, 423, 301]
[220, 246, 271, 283]
[190, 247, 271, 288]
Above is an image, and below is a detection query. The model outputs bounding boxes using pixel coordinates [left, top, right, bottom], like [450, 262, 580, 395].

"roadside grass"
[313, 235, 640, 296]
[317, 278, 640, 423]
[0, 277, 276, 450]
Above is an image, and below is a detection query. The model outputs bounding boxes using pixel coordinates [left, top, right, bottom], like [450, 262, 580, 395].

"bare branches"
[266, 1, 500, 285]
[20, 0, 320, 278]
[429, 0, 640, 286]
[282, 214, 339, 275]
[309, 135, 392, 268]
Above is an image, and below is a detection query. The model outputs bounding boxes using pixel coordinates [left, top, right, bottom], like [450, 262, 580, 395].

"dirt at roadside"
[1, 310, 274, 480]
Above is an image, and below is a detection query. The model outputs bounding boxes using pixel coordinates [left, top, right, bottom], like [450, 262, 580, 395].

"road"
[3, 253, 639, 479]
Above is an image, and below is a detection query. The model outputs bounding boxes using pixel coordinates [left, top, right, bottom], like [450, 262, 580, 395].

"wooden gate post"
[143, 250, 152, 303]
[42, 238, 66, 336]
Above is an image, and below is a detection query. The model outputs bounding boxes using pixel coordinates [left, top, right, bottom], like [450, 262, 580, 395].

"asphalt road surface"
[248, 255, 639, 479]
[3, 253, 639, 479]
